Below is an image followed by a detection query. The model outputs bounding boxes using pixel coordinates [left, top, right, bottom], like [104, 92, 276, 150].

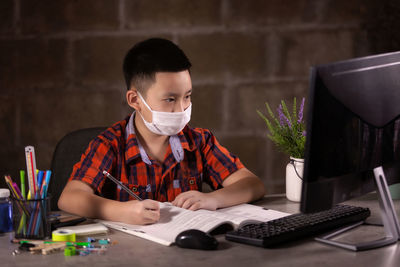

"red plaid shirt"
[69, 114, 244, 202]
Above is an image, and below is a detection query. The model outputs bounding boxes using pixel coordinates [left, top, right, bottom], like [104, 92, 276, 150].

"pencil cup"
[11, 195, 51, 239]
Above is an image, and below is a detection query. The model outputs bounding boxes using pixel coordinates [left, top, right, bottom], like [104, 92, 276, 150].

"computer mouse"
[175, 229, 219, 250]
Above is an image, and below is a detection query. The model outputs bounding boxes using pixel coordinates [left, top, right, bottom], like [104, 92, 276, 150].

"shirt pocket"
[184, 172, 203, 191]
[119, 182, 154, 201]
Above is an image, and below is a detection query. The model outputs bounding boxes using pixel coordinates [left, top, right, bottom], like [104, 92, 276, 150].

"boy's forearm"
[58, 189, 123, 221]
[209, 176, 266, 209]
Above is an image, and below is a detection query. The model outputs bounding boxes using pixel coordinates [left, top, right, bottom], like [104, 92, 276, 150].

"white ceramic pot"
[285, 157, 304, 202]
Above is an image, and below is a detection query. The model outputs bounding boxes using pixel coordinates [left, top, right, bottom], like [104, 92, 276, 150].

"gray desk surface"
[1, 194, 399, 267]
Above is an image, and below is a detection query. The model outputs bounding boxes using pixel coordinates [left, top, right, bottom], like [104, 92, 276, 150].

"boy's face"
[139, 70, 192, 122]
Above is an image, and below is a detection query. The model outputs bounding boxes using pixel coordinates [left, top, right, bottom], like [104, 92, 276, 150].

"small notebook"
[57, 223, 109, 236]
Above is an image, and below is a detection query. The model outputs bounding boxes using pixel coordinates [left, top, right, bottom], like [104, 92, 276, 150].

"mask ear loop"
[137, 92, 153, 113]
[289, 158, 303, 180]
[136, 92, 155, 125]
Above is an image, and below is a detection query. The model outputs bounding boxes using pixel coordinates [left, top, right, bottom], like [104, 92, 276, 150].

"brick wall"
[1, 0, 398, 193]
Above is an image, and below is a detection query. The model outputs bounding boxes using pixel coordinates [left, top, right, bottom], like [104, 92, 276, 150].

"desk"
[1, 194, 399, 267]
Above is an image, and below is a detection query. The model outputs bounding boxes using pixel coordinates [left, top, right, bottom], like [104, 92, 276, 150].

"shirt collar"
[124, 114, 141, 164]
[125, 111, 189, 165]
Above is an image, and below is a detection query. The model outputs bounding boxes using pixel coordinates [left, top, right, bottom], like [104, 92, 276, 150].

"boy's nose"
[176, 101, 185, 112]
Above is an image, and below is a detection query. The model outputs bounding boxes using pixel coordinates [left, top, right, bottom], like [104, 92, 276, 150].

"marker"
[19, 170, 27, 234]
[20, 171, 26, 199]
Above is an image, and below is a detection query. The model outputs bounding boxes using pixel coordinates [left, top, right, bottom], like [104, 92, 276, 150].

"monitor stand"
[315, 166, 400, 251]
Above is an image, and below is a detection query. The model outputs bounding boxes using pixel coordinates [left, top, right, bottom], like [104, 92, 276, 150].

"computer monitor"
[300, 51, 400, 250]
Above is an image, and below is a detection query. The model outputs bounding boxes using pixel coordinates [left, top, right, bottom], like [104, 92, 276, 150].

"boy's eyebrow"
[163, 89, 192, 97]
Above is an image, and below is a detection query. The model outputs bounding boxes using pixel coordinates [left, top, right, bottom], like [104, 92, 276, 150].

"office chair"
[49, 127, 106, 210]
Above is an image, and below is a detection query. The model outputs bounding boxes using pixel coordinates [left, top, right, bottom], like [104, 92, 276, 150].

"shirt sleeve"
[68, 136, 116, 194]
[201, 130, 244, 190]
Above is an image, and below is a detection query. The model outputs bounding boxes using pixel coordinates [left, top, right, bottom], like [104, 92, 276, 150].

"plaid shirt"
[69, 114, 244, 202]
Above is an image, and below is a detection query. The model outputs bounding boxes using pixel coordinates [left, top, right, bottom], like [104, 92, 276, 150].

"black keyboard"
[225, 204, 371, 247]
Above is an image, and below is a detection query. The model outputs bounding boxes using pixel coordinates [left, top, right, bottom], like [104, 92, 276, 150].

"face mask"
[137, 92, 192, 136]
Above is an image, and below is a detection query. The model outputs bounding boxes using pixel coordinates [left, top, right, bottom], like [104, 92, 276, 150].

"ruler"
[25, 146, 37, 196]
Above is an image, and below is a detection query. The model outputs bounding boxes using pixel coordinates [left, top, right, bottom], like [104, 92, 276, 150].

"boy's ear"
[126, 89, 141, 111]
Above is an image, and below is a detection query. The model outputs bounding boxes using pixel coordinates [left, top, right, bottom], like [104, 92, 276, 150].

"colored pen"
[34, 170, 52, 235]
[102, 170, 142, 201]
[4, 175, 30, 215]
[4, 175, 21, 199]
[42, 170, 52, 197]
[36, 171, 44, 198]
[31, 171, 44, 235]
[19, 170, 27, 234]
[12, 181, 23, 200]
[5, 175, 23, 200]
[29, 170, 43, 235]
[20, 170, 26, 199]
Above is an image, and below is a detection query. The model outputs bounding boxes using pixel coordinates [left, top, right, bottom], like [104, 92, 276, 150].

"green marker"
[20, 170, 26, 199]
[19, 170, 26, 234]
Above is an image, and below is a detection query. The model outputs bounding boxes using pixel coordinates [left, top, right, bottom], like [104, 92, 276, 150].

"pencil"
[102, 170, 142, 201]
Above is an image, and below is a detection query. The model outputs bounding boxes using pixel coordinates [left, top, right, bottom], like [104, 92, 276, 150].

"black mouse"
[175, 229, 219, 250]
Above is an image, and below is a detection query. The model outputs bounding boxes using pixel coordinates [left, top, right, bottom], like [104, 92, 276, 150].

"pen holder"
[11, 195, 51, 239]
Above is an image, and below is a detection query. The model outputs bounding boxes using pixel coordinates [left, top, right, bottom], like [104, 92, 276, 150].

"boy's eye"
[165, 98, 175, 102]
[185, 95, 191, 99]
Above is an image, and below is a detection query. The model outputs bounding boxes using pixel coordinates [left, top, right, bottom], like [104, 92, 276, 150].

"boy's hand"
[121, 199, 160, 225]
[172, 191, 218, 211]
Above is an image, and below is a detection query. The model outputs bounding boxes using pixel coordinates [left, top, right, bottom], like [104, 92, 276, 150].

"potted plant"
[257, 97, 306, 202]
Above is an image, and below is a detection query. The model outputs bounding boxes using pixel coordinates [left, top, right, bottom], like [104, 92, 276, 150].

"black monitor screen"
[301, 51, 400, 213]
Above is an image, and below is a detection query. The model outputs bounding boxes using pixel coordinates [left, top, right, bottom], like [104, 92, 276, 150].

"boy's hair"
[123, 38, 192, 94]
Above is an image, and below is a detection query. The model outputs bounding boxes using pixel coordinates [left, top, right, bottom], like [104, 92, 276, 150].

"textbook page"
[213, 203, 290, 226]
[98, 202, 290, 246]
[99, 203, 230, 246]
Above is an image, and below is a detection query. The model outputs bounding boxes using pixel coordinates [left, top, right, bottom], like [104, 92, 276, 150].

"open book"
[98, 203, 290, 246]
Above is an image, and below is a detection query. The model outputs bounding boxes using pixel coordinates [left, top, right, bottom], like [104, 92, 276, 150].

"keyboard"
[225, 204, 371, 247]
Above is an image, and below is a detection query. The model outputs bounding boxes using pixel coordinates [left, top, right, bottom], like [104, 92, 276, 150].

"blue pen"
[36, 171, 44, 198]
[43, 170, 51, 197]
[34, 170, 52, 235]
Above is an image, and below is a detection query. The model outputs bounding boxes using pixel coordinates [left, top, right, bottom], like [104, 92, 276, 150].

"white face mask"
[137, 92, 192, 136]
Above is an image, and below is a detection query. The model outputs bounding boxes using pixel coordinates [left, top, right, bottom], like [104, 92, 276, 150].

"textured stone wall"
[1, 0, 398, 193]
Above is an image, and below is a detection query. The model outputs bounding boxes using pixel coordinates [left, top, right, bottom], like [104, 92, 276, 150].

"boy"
[58, 38, 265, 225]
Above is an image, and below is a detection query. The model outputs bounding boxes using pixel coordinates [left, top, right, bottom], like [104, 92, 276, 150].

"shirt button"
[189, 179, 195, 185]
[132, 187, 138, 192]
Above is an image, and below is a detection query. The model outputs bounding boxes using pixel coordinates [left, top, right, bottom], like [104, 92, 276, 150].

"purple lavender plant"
[257, 97, 306, 158]
[278, 104, 292, 129]
[277, 105, 285, 126]
[298, 97, 305, 123]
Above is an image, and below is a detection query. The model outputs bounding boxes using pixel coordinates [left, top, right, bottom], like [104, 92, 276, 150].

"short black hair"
[123, 38, 192, 93]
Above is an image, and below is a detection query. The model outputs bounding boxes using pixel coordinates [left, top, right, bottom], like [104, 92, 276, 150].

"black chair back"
[49, 127, 106, 210]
